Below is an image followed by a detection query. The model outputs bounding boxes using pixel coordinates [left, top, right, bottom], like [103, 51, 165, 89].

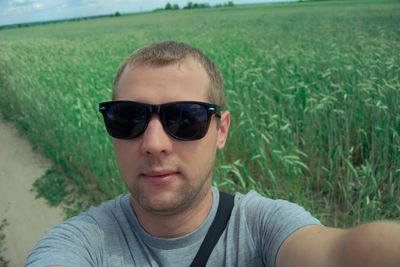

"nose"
[140, 115, 173, 156]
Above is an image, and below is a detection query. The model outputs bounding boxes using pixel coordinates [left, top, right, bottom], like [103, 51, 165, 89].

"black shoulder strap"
[189, 191, 234, 267]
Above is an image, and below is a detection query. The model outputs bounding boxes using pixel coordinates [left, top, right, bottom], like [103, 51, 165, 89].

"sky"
[0, 0, 295, 26]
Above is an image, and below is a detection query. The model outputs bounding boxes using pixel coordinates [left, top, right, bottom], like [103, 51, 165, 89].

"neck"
[131, 187, 214, 238]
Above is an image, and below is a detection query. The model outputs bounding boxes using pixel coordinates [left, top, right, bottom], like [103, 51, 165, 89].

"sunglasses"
[99, 101, 221, 141]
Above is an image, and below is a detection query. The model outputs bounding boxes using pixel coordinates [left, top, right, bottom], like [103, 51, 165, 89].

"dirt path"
[0, 115, 64, 267]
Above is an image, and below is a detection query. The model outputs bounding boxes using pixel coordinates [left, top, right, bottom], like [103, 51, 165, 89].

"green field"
[0, 0, 399, 227]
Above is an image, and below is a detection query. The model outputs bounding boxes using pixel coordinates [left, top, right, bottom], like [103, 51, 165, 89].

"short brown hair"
[112, 41, 225, 107]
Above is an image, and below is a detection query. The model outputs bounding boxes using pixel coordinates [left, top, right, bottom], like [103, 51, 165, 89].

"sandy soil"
[0, 115, 64, 267]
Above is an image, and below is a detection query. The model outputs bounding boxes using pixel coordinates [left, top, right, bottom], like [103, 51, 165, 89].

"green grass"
[0, 219, 8, 267]
[31, 166, 89, 218]
[0, 0, 399, 227]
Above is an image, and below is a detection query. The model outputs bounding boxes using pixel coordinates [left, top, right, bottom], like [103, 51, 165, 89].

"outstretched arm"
[276, 221, 400, 267]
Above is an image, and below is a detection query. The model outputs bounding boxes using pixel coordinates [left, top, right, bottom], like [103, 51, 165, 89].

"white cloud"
[0, 0, 55, 23]
[0, 0, 296, 26]
[4, 0, 46, 13]
[32, 2, 44, 9]
[12, 0, 35, 4]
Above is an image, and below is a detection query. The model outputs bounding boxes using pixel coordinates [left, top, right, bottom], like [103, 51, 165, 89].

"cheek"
[112, 140, 138, 172]
[179, 138, 217, 170]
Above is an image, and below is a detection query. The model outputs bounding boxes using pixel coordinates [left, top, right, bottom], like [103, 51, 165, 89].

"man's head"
[100, 41, 230, 230]
[112, 41, 225, 107]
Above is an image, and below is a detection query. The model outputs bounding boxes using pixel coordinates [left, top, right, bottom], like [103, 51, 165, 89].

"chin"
[137, 190, 181, 211]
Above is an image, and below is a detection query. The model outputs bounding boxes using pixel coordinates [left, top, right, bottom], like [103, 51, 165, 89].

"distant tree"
[215, 1, 234, 8]
[165, 2, 172, 10]
[185, 2, 193, 9]
[183, 2, 210, 9]
[115, 11, 121, 16]
[173, 3, 180, 9]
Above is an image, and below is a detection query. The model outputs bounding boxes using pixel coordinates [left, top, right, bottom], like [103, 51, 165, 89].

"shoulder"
[58, 193, 131, 239]
[84, 194, 129, 224]
[56, 194, 129, 230]
[25, 194, 130, 266]
[233, 190, 316, 218]
[233, 190, 320, 230]
[231, 190, 321, 267]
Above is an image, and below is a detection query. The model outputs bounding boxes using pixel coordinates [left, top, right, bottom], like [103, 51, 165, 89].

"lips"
[140, 170, 179, 185]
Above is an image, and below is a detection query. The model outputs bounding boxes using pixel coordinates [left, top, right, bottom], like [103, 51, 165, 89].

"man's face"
[112, 58, 230, 216]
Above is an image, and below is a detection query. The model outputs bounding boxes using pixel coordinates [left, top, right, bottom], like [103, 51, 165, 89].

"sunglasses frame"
[99, 100, 221, 141]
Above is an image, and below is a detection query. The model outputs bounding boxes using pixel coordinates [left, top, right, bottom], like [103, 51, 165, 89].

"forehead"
[114, 59, 210, 104]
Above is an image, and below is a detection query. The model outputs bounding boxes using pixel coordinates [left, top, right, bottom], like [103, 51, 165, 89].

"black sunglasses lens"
[103, 102, 148, 139]
[163, 103, 209, 140]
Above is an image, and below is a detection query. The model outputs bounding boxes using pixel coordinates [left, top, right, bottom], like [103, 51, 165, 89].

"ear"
[216, 111, 230, 150]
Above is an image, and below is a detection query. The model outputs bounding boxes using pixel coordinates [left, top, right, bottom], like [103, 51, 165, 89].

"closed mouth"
[140, 170, 179, 184]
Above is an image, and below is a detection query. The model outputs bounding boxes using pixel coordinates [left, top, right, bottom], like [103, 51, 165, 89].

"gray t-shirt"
[25, 187, 320, 267]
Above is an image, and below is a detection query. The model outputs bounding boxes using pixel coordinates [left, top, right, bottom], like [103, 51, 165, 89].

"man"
[26, 41, 400, 267]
